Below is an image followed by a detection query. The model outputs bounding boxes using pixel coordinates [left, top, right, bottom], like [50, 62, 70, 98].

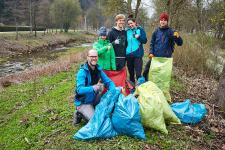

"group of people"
[73, 12, 183, 125]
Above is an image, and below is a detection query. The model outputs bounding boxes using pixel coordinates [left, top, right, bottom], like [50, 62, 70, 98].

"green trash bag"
[135, 81, 181, 134]
[148, 57, 173, 102]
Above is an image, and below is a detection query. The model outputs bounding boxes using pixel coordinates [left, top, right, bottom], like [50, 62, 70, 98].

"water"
[0, 43, 92, 77]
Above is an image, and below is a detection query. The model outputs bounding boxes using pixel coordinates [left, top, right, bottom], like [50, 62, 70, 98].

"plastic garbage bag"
[148, 57, 173, 102]
[74, 89, 120, 140]
[104, 67, 127, 88]
[171, 99, 207, 124]
[137, 76, 146, 86]
[112, 94, 146, 139]
[135, 81, 181, 134]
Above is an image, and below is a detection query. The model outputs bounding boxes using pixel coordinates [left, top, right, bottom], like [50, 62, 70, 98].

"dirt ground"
[172, 67, 225, 149]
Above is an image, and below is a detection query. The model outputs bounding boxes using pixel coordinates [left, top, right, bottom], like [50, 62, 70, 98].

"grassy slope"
[0, 61, 197, 150]
[0, 32, 219, 149]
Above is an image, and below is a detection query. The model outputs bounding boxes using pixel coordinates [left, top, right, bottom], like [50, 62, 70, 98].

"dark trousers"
[126, 57, 143, 83]
[143, 59, 152, 81]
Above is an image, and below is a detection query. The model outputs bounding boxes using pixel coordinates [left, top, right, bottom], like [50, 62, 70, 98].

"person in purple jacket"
[143, 12, 183, 80]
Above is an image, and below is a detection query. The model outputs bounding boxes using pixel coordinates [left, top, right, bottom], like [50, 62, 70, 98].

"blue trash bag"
[74, 88, 120, 140]
[171, 99, 207, 124]
[137, 76, 146, 86]
[112, 94, 146, 139]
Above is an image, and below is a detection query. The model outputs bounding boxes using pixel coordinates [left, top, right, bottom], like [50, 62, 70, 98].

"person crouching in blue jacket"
[126, 17, 147, 84]
[143, 12, 183, 80]
[73, 49, 115, 125]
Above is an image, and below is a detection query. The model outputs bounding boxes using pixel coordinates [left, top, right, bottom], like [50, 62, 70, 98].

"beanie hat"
[159, 12, 169, 21]
[98, 26, 107, 36]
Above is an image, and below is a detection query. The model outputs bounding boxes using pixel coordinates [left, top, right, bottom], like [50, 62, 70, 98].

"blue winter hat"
[98, 26, 107, 36]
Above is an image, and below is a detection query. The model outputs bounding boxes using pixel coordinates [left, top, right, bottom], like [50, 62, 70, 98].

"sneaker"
[72, 111, 82, 126]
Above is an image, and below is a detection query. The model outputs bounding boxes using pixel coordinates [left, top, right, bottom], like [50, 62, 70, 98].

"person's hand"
[114, 39, 120, 44]
[107, 45, 111, 50]
[97, 83, 104, 93]
[93, 85, 100, 93]
[148, 54, 154, 59]
[135, 34, 140, 39]
[173, 31, 179, 38]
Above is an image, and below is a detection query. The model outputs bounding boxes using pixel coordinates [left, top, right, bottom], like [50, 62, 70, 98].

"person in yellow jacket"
[93, 27, 116, 70]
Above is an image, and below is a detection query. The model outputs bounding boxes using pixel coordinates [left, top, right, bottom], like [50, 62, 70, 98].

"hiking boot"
[72, 111, 82, 126]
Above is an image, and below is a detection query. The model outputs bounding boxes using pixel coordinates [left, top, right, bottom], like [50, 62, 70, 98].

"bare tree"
[134, 0, 142, 19]
[215, 64, 225, 112]
[50, 0, 81, 32]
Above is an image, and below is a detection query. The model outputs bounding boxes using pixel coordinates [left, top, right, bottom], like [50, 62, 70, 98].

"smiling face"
[127, 20, 136, 29]
[87, 50, 98, 67]
[160, 19, 168, 28]
[100, 35, 107, 40]
[116, 18, 125, 29]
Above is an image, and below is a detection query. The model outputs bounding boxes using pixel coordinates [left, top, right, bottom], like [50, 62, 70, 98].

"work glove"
[97, 83, 104, 94]
[135, 34, 140, 39]
[173, 31, 179, 38]
[93, 85, 100, 93]
[148, 54, 154, 59]
[107, 44, 112, 50]
[114, 39, 120, 44]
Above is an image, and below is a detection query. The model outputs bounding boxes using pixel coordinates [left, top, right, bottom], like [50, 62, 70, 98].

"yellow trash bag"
[148, 57, 173, 102]
[135, 81, 181, 134]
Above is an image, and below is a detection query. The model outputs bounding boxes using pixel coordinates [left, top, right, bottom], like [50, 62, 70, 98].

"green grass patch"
[0, 62, 204, 149]
[0, 57, 8, 64]
[170, 75, 185, 93]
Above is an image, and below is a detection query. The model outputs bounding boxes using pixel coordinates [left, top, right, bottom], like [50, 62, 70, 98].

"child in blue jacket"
[143, 12, 183, 80]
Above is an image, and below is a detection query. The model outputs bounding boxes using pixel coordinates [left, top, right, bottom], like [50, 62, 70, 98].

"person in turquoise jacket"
[73, 49, 115, 125]
[93, 27, 116, 70]
[126, 17, 147, 83]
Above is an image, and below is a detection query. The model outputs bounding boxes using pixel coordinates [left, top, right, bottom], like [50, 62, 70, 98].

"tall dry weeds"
[0, 50, 88, 89]
[173, 32, 217, 76]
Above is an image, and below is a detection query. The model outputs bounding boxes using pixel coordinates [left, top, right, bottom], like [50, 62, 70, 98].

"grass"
[0, 30, 96, 49]
[0, 29, 219, 149]
[170, 74, 186, 93]
[173, 32, 224, 77]
[0, 59, 206, 149]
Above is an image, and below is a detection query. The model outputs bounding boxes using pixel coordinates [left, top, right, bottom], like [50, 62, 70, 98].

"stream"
[0, 43, 92, 77]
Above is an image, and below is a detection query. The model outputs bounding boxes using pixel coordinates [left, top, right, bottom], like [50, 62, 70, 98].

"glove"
[107, 45, 111, 50]
[148, 54, 154, 59]
[135, 34, 140, 39]
[173, 31, 179, 38]
[93, 85, 100, 93]
[114, 39, 120, 44]
[97, 83, 104, 94]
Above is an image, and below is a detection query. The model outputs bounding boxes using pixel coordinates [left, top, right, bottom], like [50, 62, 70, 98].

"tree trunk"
[127, 0, 132, 15]
[34, 11, 37, 37]
[215, 63, 225, 112]
[134, 0, 141, 19]
[29, 0, 32, 33]
[15, 17, 18, 40]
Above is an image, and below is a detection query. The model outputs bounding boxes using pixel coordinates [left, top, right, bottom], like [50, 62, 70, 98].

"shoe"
[72, 111, 82, 126]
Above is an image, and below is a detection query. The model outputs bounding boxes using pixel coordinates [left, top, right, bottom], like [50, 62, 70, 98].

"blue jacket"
[75, 63, 115, 106]
[150, 27, 183, 57]
[126, 26, 147, 57]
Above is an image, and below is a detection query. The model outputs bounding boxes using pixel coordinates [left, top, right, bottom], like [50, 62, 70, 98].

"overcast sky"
[139, 0, 155, 17]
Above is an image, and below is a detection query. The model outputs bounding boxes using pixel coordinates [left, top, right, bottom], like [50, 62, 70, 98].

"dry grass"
[0, 50, 88, 89]
[173, 32, 219, 76]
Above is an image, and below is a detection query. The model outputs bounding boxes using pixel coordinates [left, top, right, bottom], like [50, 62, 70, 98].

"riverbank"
[0, 30, 95, 81]
[0, 31, 96, 58]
